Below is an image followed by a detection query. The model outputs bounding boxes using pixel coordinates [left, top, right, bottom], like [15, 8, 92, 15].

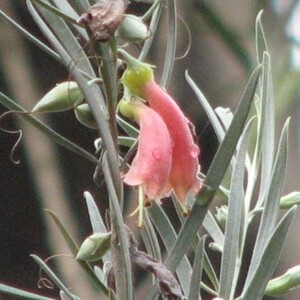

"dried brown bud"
[77, 0, 128, 42]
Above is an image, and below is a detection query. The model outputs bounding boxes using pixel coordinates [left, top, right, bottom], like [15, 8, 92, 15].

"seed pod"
[77, 0, 128, 42]
[280, 191, 300, 209]
[74, 103, 98, 129]
[32, 81, 84, 113]
[76, 232, 111, 262]
[215, 205, 228, 229]
[116, 14, 149, 43]
[265, 266, 300, 297]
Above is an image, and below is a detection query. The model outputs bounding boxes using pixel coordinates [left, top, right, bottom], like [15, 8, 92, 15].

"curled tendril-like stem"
[37, 277, 55, 290]
[175, 14, 192, 61]
[36, 254, 73, 290]
[0, 110, 26, 164]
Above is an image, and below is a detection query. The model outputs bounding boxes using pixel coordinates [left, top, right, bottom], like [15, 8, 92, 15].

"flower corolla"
[119, 99, 172, 200]
[120, 51, 201, 212]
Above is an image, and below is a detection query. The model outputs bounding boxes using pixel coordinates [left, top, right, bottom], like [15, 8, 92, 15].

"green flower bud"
[118, 49, 154, 97]
[209, 242, 223, 253]
[215, 205, 228, 229]
[280, 191, 300, 209]
[118, 98, 138, 120]
[32, 81, 84, 113]
[76, 232, 111, 262]
[116, 14, 149, 43]
[265, 266, 300, 297]
[74, 103, 98, 129]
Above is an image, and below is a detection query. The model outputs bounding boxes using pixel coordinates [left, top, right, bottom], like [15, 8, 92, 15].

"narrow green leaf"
[241, 206, 297, 300]
[139, 0, 163, 61]
[147, 202, 192, 296]
[172, 198, 220, 291]
[51, 0, 80, 20]
[51, 0, 88, 39]
[244, 119, 290, 290]
[46, 210, 108, 295]
[83, 191, 108, 234]
[28, 0, 97, 83]
[92, 41, 118, 132]
[199, 65, 261, 207]
[0, 284, 54, 300]
[30, 0, 121, 195]
[203, 211, 224, 247]
[255, 10, 268, 64]
[140, 210, 162, 260]
[0, 92, 98, 165]
[31, 0, 78, 25]
[45, 210, 78, 255]
[256, 52, 275, 208]
[0, 10, 61, 63]
[188, 236, 207, 300]
[186, 71, 225, 142]
[218, 117, 255, 299]
[109, 289, 117, 300]
[30, 255, 80, 300]
[117, 115, 139, 138]
[203, 251, 219, 292]
[69, 0, 90, 13]
[141, 0, 160, 21]
[118, 136, 136, 148]
[164, 64, 261, 275]
[102, 153, 134, 299]
[26, 0, 71, 68]
[160, 0, 177, 88]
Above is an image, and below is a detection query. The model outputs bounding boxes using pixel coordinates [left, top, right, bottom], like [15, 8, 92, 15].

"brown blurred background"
[0, 0, 300, 299]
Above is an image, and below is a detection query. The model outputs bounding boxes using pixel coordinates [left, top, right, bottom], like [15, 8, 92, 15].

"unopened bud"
[265, 266, 300, 297]
[32, 81, 83, 113]
[116, 14, 149, 43]
[118, 98, 137, 120]
[280, 191, 300, 209]
[76, 232, 111, 261]
[215, 205, 228, 229]
[209, 242, 223, 253]
[74, 103, 98, 129]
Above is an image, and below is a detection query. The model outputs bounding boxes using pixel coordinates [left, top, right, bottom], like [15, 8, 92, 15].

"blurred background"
[0, 0, 300, 299]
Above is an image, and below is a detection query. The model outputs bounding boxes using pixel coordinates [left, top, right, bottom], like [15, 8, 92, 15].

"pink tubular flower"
[120, 51, 201, 210]
[119, 99, 172, 200]
[143, 82, 201, 206]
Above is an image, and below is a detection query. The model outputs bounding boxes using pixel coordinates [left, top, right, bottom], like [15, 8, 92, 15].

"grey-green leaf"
[164, 64, 261, 275]
[147, 202, 192, 296]
[188, 236, 206, 300]
[244, 119, 290, 289]
[218, 117, 255, 299]
[241, 206, 297, 300]
[0, 284, 54, 300]
[186, 71, 225, 142]
[255, 10, 268, 63]
[160, 0, 177, 88]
